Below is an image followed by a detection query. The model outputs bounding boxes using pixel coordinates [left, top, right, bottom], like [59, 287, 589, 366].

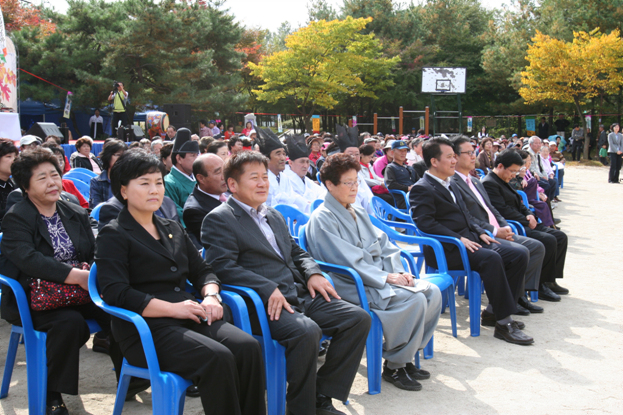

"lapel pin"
[169, 234, 173, 239]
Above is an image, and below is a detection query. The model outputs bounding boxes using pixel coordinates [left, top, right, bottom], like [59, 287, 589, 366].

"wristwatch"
[205, 292, 222, 304]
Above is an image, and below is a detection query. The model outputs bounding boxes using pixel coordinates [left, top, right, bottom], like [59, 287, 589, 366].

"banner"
[277, 114, 282, 133]
[419, 116, 425, 130]
[352, 115, 357, 127]
[525, 116, 536, 136]
[311, 115, 320, 133]
[391, 116, 396, 132]
[467, 116, 473, 133]
[585, 115, 592, 131]
[0, 35, 18, 113]
[63, 92, 73, 118]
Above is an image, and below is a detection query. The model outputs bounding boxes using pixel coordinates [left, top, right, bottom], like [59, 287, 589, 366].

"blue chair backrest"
[475, 169, 485, 179]
[90, 203, 104, 221]
[66, 177, 90, 200]
[516, 190, 530, 209]
[273, 205, 309, 244]
[70, 168, 98, 178]
[370, 196, 412, 223]
[311, 199, 323, 212]
[64, 170, 94, 184]
[316, 172, 322, 183]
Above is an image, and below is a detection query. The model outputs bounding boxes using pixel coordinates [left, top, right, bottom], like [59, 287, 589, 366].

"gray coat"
[608, 132, 623, 154]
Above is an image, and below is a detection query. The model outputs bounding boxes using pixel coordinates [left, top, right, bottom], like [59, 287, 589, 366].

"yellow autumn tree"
[249, 17, 399, 132]
[520, 29, 623, 159]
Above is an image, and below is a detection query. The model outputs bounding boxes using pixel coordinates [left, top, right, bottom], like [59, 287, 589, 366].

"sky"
[36, 0, 508, 33]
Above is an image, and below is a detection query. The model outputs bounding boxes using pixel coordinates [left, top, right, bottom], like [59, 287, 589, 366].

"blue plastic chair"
[475, 169, 485, 179]
[0, 234, 101, 415]
[64, 170, 95, 184]
[64, 176, 90, 200]
[88, 263, 252, 415]
[368, 215, 457, 339]
[274, 204, 309, 245]
[69, 167, 98, 178]
[516, 190, 532, 211]
[316, 172, 322, 183]
[90, 203, 105, 221]
[311, 199, 323, 212]
[387, 189, 410, 213]
[370, 196, 417, 235]
[506, 219, 526, 237]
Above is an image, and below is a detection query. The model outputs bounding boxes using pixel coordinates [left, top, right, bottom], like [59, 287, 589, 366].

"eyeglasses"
[508, 169, 521, 176]
[459, 151, 475, 156]
[340, 181, 359, 189]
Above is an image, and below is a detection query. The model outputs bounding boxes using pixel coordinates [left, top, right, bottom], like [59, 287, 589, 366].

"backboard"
[421, 67, 466, 94]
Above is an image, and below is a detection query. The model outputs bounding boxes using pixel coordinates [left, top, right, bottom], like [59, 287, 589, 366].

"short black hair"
[172, 152, 192, 167]
[422, 137, 453, 168]
[495, 149, 524, 168]
[320, 153, 361, 186]
[515, 149, 529, 160]
[200, 120, 207, 126]
[207, 141, 227, 154]
[12, 147, 62, 192]
[223, 151, 268, 184]
[100, 139, 127, 170]
[228, 136, 243, 151]
[0, 138, 19, 159]
[359, 144, 375, 157]
[110, 149, 166, 205]
[193, 155, 208, 177]
[41, 142, 65, 158]
[451, 135, 471, 154]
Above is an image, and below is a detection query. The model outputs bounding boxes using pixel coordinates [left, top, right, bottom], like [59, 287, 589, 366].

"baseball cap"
[391, 140, 409, 150]
[364, 137, 378, 144]
[384, 140, 395, 149]
[20, 135, 41, 147]
[511, 134, 518, 138]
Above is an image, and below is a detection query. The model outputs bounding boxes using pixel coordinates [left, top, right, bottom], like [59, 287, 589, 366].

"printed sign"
[352, 115, 357, 127]
[63, 92, 73, 119]
[277, 114, 282, 133]
[312, 115, 320, 133]
[467, 117, 473, 133]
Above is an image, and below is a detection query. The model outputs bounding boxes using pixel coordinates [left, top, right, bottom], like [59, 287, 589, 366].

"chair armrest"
[506, 220, 526, 236]
[0, 274, 35, 332]
[312, 261, 371, 313]
[417, 232, 470, 273]
[221, 291, 252, 335]
[221, 284, 275, 345]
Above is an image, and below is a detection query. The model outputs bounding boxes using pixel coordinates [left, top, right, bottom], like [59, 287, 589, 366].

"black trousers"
[608, 153, 622, 182]
[111, 112, 128, 136]
[31, 302, 116, 395]
[572, 140, 584, 161]
[116, 319, 265, 415]
[430, 240, 526, 320]
[253, 293, 370, 415]
[524, 224, 567, 284]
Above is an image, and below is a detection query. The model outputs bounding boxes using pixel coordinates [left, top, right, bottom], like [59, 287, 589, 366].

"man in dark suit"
[409, 138, 533, 345]
[449, 136, 545, 314]
[481, 149, 569, 301]
[183, 154, 227, 247]
[202, 151, 371, 415]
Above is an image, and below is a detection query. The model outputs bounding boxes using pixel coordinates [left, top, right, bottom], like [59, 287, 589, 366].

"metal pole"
[425, 106, 429, 136]
[457, 95, 462, 134]
[374, 113, 378, 135]
[399, 106, 403, 136]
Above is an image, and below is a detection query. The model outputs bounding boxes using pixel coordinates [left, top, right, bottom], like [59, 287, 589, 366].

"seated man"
[384, 140, 420, 209]
[410, 138, 533, 345]
[450, 136, 545, 314]
[283, 135, 326, 203]
[202, 151, 371, 415]
[306, 153, 441, 392]
[164, 128, 199, 225]
[257, 128, 311, 213]
[183, 153, 227, 247]
[481, 149, 569, 301]
[527, 136, 557, 202]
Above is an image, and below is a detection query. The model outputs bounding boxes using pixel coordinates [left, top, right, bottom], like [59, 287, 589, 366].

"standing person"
[597, 125, 608, 151]
[199, 120, 212, 138]
[554, 114, 570, 139]
[241, 121, 254, 136]
[587, 128, 596, 160]
[89, 109, 104, 140]
[570, 124, 584, 161]
[107, 82, 129, 136]
[607, 123, 623, 183]
[537, 117, 549, 140]
[478, 126, 488, 139]
[96, 150, 265, 415]
[208, 121, 220, 136]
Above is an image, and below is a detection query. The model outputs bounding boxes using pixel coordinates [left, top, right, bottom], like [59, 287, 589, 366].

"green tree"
[249, 17, 399, 132]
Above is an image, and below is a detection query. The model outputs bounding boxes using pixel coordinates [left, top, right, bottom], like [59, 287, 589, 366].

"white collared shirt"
[425, 171, 456, 203]
[196, 186, 221, 201]
[231, 197, 283, 259]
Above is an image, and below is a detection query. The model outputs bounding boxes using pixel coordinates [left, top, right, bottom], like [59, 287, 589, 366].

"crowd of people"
[0, 122, 577, 415]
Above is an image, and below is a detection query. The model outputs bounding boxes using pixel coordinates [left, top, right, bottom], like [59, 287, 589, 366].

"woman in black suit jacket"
[0, 148, 118, 415]
[95, 149, 265, 415]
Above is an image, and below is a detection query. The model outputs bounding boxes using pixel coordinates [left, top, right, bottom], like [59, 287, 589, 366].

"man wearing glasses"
[450, 136, 545, 315]
[482, 149, 569, 302]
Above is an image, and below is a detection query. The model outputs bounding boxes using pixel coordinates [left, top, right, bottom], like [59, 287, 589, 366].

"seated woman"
[89, 139, 127, 207]
[95, 150, 265, 415]
[509, 150, 555, 228]
[477, 137, 495, 172]
[71, 137, 102, 173]
[305, 153, 442, 392]
[0, 148, 119, 415]
[41, 143, 89, 209]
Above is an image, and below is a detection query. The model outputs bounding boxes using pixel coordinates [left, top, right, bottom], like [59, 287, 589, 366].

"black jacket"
[384, 161, 419, 192]
[0, 198, 94, 324]
[183, 186, 222, 247]
[450, 173, 509, 233]
[98, 195, 179, 231]
[95, 207, 218, 338]
[72, 155, 103, 172]
[481, 171, 533, 228]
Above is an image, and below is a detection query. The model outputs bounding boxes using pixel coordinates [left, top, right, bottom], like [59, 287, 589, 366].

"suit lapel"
[425, 174, 454, 204]
[118, 208, 175, 262]
[57, 202, 81, 253]
[266, 208, 290, 261]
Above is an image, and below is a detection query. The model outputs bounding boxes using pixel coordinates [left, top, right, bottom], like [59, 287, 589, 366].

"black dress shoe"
[382, 367, 422, 391]
[481, 310, 524, 329]
[494, 322, 534, 345]
[518, 296, 544, 313]
[539, 284, 561, 302]
[554, 218, 561, 224]
[92, 333, 110, 355]
[513, 302, 530, 316]
[545, 281, 569, 295]
[186, 384, 200, 397]
[46, 399, 69, 415]
[316, 394, 347, 414]
[405, 362, 430, 380]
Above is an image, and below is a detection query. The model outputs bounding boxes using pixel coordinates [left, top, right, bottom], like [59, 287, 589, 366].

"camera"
[113, 81, 120, 91]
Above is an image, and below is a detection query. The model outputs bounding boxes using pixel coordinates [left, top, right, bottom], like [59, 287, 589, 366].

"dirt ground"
[1, 164, 622, 415]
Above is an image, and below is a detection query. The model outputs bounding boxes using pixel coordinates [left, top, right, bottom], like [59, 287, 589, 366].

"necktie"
[276, 174, 280, 184]
[465, 177, 500, 228]
[219, 194, 227, 203]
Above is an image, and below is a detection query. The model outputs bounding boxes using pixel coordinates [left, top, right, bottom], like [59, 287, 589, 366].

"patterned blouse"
[41, 211, 78, 266]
